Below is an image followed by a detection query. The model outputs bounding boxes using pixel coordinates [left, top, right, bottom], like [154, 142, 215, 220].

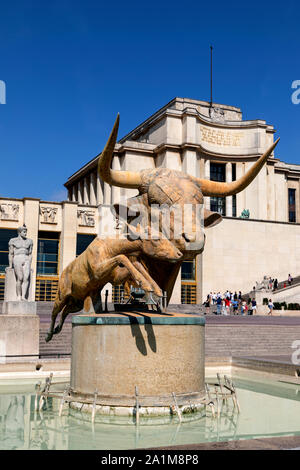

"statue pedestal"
[0, 315, 39, 360]
[69, 312, 206, 423]
[2, 301, 37, 315]
[1, 269, 38, 359]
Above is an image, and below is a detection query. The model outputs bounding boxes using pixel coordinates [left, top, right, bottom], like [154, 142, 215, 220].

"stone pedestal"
[2, 301, 37, 315]
[69, 312, 205, 421]
[0, 315, 40, 360]
[1, 269, 38, 359]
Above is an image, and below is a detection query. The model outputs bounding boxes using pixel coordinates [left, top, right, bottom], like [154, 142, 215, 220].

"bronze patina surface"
[46, 114, 279, 341]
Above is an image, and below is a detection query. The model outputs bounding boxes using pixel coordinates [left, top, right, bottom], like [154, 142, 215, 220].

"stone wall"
[202, 217, 300, 302]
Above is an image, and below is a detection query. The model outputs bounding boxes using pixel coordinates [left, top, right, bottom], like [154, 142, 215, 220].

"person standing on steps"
[251, 298, 257, 315]
[268, 299, 274, 316]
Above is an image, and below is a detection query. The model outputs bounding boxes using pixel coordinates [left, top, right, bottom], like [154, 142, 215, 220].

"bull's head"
[97, 114, 279, 258]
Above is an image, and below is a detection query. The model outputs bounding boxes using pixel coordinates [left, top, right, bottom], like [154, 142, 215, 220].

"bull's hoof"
[45, 332, 53, 343]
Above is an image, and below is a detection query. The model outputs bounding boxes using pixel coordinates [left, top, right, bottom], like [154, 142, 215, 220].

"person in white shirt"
[268, 299, 274, 316]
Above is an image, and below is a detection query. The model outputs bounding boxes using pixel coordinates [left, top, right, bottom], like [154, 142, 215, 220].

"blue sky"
[0, 0, 300, 200]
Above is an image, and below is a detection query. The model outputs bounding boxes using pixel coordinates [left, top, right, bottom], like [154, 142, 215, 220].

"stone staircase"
[205, 323, 300, 357]
[39, 323, 72, 357]
[2, 300, 300, 359]
[38, 317, 300, 358]
[276, 275, 300, 292]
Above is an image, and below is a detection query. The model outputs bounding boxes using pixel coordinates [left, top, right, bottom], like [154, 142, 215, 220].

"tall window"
[210, 162, 226, 216]
[181, 259, 196, 281]
[288, 188, 296, 223]
[37, 231, 60, 275]
[210, 162, 225, 182]
[76, 234, 96, 256]
[0, 229, 17, 273]
[181, 259, 196, 304]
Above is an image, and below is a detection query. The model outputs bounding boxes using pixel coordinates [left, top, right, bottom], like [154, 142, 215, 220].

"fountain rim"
[72, 312, 206, 326]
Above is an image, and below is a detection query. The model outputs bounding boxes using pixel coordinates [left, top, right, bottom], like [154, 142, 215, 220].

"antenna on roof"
[209, 45, 213, 115]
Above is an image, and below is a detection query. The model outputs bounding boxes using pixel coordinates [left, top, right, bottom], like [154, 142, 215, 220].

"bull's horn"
[197, 138, 280, 197]
[97, 114, 142, 189]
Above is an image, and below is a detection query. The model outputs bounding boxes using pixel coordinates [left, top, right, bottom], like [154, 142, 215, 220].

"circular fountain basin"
[70, 312, 205, 422]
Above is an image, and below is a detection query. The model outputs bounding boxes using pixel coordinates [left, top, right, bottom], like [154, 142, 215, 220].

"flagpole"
[210, 45, 213, 110]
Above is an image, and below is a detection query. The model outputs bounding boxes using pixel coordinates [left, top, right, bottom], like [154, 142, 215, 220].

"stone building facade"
[1, 97, 300, 304]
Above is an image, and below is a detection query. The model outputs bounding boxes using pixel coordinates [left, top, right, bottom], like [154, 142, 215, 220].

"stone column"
[72, 185, 77, 202]
[169, 268, 182, 304]
[103, 182, 111, 205]
[156, 150, 182, 171]
[77, 182, 83, 204]
[226, 163, 232, 217]
[199, 157, 205, 179]
[59, 202, 78, 273]
[96, 174, 104, 205]
[182, 149, 198, 177]
[23, 198, 40, 300]
[90, 173, 97, 206]
[83, 177, 89, 205]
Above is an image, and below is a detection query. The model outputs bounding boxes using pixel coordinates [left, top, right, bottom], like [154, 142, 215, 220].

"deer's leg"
[132, 261, 162, 298]
[96, 255, 154, 293]
[45, 296, 68, 342]
[53, 297, 84, 335]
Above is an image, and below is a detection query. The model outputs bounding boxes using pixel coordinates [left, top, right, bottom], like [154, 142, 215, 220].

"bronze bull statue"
[46, 114, 279, 341]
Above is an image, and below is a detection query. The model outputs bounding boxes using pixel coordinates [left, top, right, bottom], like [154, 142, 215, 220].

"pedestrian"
[247, 298, 252, 315]
[288, 274, 293, 286]
[269, 277, 272, 290]
[251, 298, 257, 315]
[216, 295, 222, 315]
[274, 278, 278, 290]
[225, 297, 231, 315]
[241, 300, 246, 315]
[232, 299, 238, 315]
[222, 299, 228, 315]
[268, 299, 274, 316]
[204, 297, 210, 315]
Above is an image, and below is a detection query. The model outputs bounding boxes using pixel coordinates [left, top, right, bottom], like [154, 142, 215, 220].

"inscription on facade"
[78, 209, 95, 227]
[201, 126, 244, 147]
[0, 203, 19, 221]
[40, 206, 58, 224]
